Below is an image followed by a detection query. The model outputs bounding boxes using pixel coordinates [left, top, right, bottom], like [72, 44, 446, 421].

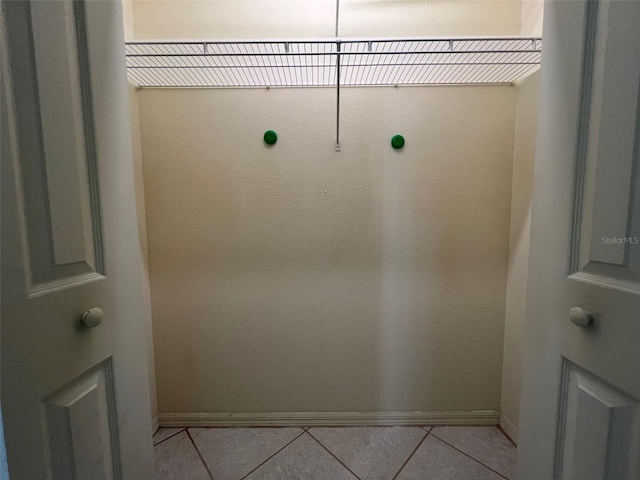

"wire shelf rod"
[127, 61, 539, 69]
[125, 36, 542, 45]
[126, 48, 539, 58]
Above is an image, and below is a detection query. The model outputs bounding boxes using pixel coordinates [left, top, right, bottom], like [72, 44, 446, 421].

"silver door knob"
[81, 307, 104, 328]
[569, 306, 592, 327]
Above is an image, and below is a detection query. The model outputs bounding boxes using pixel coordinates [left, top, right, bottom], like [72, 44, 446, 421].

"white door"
[1, 0, 154, 478]
[518, 0, 640, 479]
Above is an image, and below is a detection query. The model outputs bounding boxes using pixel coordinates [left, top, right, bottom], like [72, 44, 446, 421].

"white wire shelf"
[125, 37, 542, 88]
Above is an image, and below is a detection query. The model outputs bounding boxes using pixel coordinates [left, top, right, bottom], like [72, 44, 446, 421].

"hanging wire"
[335, 0, 341, 150]
[336, 41, 341, 151]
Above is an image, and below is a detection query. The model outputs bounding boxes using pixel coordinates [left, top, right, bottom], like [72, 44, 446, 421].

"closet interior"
[122, 1, 544, 477]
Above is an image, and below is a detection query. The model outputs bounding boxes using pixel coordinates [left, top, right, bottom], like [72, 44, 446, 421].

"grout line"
[153, 428, 186, 447]
[429, 432, 510, 480]
[306, 431, 363, 480]
[159, 425, 511, 480]
[391, 430, 429, 480]
[186, 429, 216, 480]
[239, 429, 306, 479]
[497, 425, 517, 448]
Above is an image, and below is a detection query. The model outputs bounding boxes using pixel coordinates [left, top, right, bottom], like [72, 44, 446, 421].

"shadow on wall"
[500, 71, 541, 437]
[360, 89, 512, 411]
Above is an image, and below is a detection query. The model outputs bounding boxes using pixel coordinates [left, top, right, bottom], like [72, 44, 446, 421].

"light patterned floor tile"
[154, 431, 210, 480]
[431, 426, 516, 478]
[396, 435, 503, 480]
[245, 433, 357, 480]
[189, 427, 302, 479]
[153, 428, 185, 446]
[309, 426, 426, 480]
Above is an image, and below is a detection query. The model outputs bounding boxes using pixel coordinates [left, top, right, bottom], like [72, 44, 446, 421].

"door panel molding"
[569, 0, 640, 294]
[555, 359, 640, 480]
[569, 0, 599, 277]
[7, 0, 105, 295]
[73, 0, 105, 277]
[43, 358, 122, 480]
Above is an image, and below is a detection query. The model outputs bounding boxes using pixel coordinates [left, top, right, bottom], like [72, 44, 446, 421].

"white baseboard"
[499, 414, 518, 445]
[158, 410, 500, 428]
[152, 416, 160, 435]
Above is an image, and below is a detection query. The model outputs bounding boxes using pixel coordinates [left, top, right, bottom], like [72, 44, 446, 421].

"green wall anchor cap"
[391, 134, 405, 149]
[264, 130, 278, 145]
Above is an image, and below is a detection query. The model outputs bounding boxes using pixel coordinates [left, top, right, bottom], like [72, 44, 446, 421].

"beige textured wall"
[500, 72, 539, 439]
[139, 86, 516, 414]
[128, 82, 158, 426]
[123, 0, 158, 428]
[122, 0, 135, 39]
[132, 0, 522, 39]
[520, 0, 544, 37]
[499, 0, 542, 441]
[132, 0, 522, 415]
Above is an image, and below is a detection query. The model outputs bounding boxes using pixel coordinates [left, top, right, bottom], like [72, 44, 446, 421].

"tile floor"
[154, 425, 516, 480]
